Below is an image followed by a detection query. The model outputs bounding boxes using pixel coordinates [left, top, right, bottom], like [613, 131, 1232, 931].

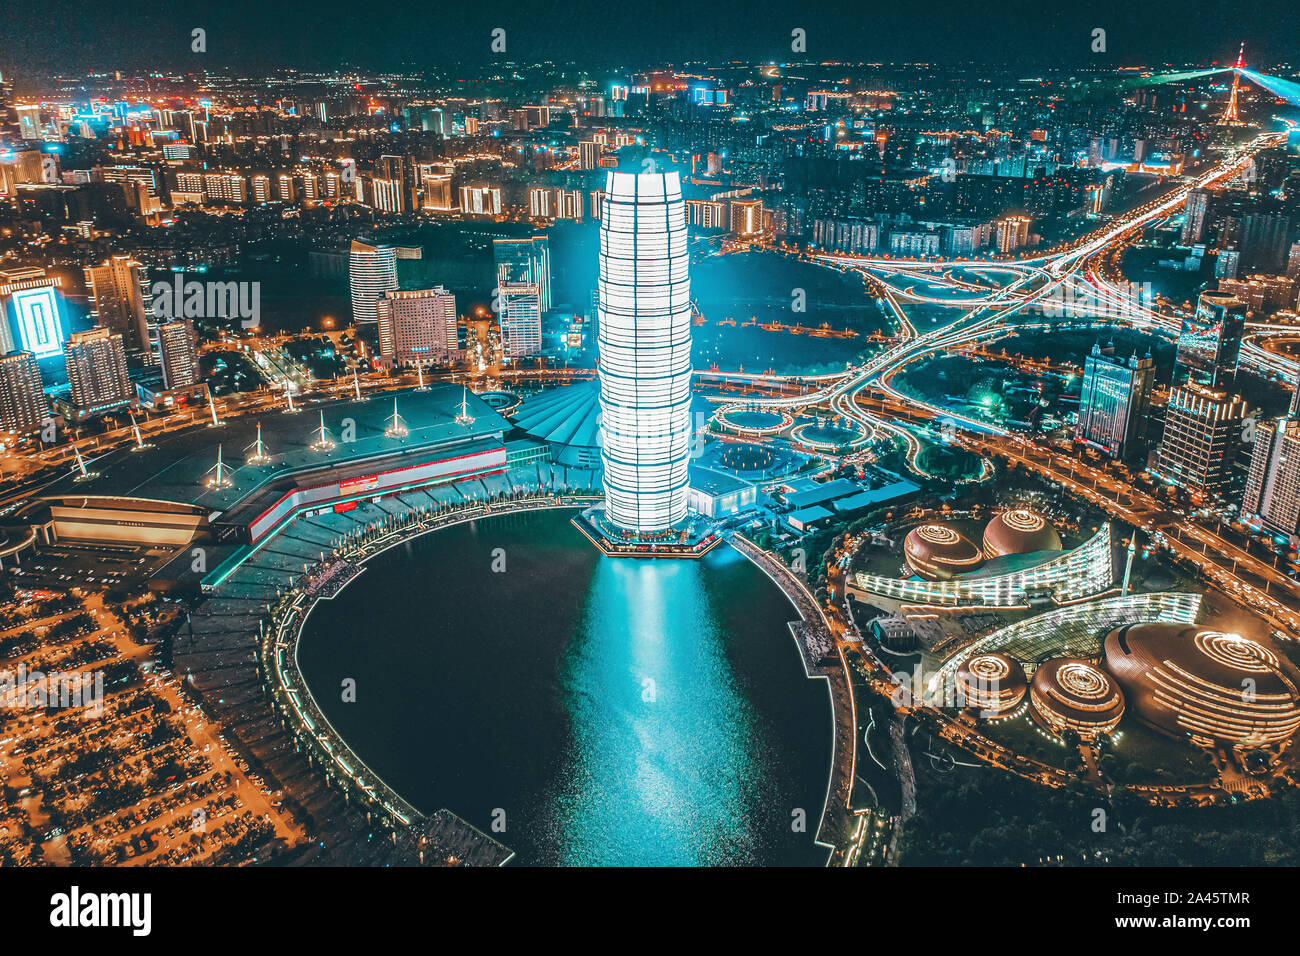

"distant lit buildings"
[0, 267, 64, 358]
[597, 170, 693, 533]
[376, 287, 458, 368]
[1074, 345, 1154, 460]
[1155, 384, 1245, 498]
[64, 328, 133, 416]
[994, 215, 1031, 253]
[728, 198, 763, 236]
[0, 350, 47, 435]
[459, 185, 502, 216]
[348, 240, 399, 325]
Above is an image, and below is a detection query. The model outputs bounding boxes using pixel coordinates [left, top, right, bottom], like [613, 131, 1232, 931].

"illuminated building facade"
[376, 287, 459, 368]
[64, 328, 133, 415]
[157, 320, 200, 390]
[0, 267, 65, 358]
[597, 170, 693, 533]
[1241, 413, 1300, 541]
[1074, 345, 1154, 460]
[1154, 384, 1245, 498]
[1028, 658, 1125, 738]
[85, 255, 153, 359]
[1175, 291, 1245, 389]
[348, 240, 399, 325]
[496, 283, 541, 360]
[0, 349, 47, 435]
[493, 236, 551, 312]
[1103, 624, 1300, 747]
[854, 523, 1114, 608]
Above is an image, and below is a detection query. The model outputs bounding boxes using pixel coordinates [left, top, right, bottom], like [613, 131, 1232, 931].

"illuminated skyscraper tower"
[597, 170, 693, 532]
[349, 240, 398, 325]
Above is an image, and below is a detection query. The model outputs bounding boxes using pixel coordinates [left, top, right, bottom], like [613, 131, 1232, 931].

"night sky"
[2, 0, 1298, 77]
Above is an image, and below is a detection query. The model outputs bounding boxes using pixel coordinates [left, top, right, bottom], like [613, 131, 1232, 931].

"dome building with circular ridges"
[1028, 657, 1125, 738]
[903, 524, 984, 581]
[956, 652, 1027, 718]
[982, 509, 1063, 560]
[1102, 624, 1300, 747]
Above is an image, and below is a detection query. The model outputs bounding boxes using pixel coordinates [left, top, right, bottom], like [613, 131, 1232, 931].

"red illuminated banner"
[339, 475, 380, 495]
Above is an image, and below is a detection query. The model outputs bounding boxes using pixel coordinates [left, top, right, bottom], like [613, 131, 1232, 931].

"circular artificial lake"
[296, 508, 833, 866]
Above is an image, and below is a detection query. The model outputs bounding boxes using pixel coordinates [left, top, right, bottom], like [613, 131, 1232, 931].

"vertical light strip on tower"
[597, 170, 693, 532]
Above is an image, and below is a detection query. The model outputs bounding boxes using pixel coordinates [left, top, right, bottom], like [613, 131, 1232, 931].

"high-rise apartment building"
[64, 328, 134, 415]
[157, 319, 200, 389]
[375, 287, 458, 368]
[0, 350, 47, 435]
[348, 240, 399, 325]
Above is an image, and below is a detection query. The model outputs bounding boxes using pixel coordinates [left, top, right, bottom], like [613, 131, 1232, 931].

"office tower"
[375, 287, 458, 368]
[372, 155, 408, 212]
[1175, 291, 1246, 389]
[493, 236, 551, 312]
[348, 240, 399, 325]
[1182, 188, 1212, 244]
[1155, 384, 1245, 499]
[578, 141, 600, 171]
[496, 283, 541, 360]
[459, 185, 503, 215]
[1075, 345, 1154, 460]
[1242, 412, 1300, 542]
[729, 198, 763, 236]
[64, 329, 134, 414]
[0, 350, 47, 435]
[157, 320, 200, 389]
[0, 267, 65, 358]
[85, 255, 152, 357]
[597, 170, 693, 532]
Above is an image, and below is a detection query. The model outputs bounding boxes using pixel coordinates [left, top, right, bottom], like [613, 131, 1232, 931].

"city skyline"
[3, 0, 1300, 901]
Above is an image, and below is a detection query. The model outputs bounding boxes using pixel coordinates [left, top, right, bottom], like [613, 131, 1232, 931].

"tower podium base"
[571, 507, 722, 559]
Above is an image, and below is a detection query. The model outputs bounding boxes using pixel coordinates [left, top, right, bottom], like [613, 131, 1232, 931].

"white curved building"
[597, 171, 693, 532]
[349, 240, 398, 325]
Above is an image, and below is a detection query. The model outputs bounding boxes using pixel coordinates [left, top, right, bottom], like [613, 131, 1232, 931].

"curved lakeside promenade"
[729, 533, 864, 866]
[261, 490, 600, 861]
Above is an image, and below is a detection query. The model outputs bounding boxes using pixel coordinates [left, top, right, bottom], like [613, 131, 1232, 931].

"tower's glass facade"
[597, 171, 693, 532]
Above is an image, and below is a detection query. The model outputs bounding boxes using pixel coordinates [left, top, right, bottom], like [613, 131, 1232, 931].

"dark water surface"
[297, 508, 832, 865]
